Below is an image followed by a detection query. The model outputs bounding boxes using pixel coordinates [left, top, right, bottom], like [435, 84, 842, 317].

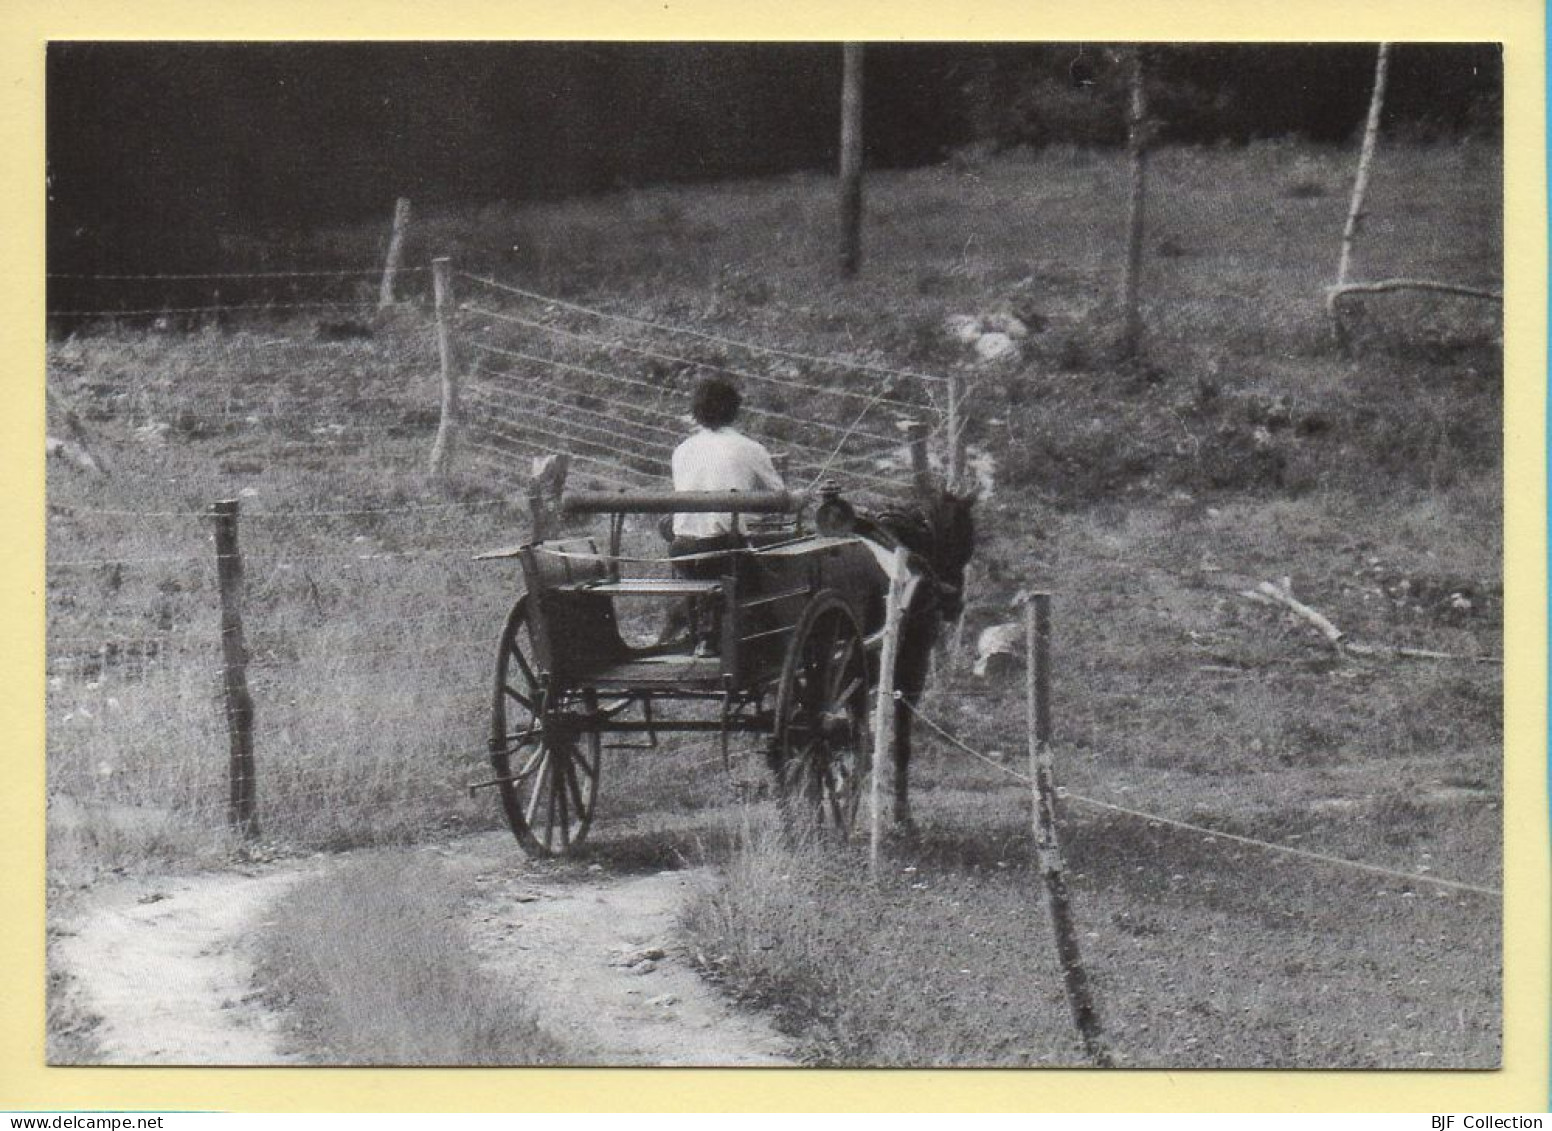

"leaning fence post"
[946, 372, 966, 487]
[213, 500, 258, 841]
[903, 420, 931, 493]
[379, 197, 411, 310]
[870, 546, 909, 879]
[1025, 592, 1111, 1066]
[429, 257, 459, 480]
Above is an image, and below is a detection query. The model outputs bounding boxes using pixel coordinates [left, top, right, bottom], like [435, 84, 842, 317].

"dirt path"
[52, 867, 314, 1065]
[53, 840, 793, 1066]
[463, 862, 793, 1066]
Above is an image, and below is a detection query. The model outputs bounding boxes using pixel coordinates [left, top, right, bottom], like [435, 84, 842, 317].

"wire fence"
[46, 264, 433, 332]
[46, 497, 519, 844]
[895, 694, 1500, 899]
[452, 270, 950, 502]
[46, 257, 520, 840]
[43, 259, 965, 846]
[44, 257, 1499, 889]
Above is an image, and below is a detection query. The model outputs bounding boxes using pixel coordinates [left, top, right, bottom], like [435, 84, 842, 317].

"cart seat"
[517, 539, 631, 680]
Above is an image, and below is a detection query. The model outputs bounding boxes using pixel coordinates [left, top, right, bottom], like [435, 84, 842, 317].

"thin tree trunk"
[1337, 43, 1392, 288]
[1120, 46, 1150, 361]
[839, 44, 865, 279]
[378, 197, 411, 309]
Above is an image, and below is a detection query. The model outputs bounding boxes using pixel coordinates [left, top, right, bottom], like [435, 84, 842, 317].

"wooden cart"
[476, 489, 892, 856]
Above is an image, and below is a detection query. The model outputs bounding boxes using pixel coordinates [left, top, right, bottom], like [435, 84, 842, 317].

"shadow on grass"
[888, 803, 1363, 929]
[561, 818, 744, 874]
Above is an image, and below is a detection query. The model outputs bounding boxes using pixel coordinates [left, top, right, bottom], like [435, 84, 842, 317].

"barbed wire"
[49, 634, 502, 685]
[51, 498, 513, 520]
[470, 353, 691, 423]
[458, 271, 952, 387]
[46, 301, 375, 318]
[49, 633, 216, 649]
[48, 268, 423, 281]
[462, 300, 933, 415]
[49, 551, 213, 568]
[470, 414, 666, 479]
[43, 418, 439, 452]
[465, 367, 905, 484]
[49, 611, 486, 653]
[471, 378, 909, 494]
[465, 435, 649, 490]
[464, 376, 685, 445]
[895, 695, 1501, 899]
[468, 342, 924, 449]
[463, 385, 678, 458]
[52, 685, 486, 727]
[49, 543, 509, 569]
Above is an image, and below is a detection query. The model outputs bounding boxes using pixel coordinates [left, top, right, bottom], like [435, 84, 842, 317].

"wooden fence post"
[1120, 45, 1151, 362]
[213, 500, 258, 841]
[903, 420, 931, 493]
[378, 197, 411, 310]
[429, 257, 459, 480]
[838, 43, 865, 279]
[528, 453, 569, 542]
[870, 545, 909, 878]
[946, 372, 966, 487]
[1026, 592, 1112, 1066]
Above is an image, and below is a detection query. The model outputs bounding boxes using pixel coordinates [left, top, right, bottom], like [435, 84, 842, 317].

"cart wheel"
[772, 591, 871, 836]
[490, 596, 602, 856]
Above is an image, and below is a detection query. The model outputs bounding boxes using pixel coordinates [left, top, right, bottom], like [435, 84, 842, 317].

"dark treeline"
[47, 41, 1500, 284]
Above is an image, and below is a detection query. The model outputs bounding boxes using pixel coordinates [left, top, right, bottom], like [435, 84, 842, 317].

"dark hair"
[691, 376, 741, 429]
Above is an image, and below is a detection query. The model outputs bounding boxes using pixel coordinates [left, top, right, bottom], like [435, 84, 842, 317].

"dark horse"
[840, 480, 979, 828]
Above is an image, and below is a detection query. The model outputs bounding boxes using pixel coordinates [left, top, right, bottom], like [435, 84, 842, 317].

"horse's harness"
[865, 508, 963, 619]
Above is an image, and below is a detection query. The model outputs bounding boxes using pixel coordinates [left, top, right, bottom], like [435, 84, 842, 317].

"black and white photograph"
[43, 40, 1506, 1072]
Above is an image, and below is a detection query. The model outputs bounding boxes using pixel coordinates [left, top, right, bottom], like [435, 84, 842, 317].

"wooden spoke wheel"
[490, 596, 601, 856]
[772, 591, 871, 836]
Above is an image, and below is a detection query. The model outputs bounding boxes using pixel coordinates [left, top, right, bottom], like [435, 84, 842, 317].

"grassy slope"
[47, 139, 1502, 1067]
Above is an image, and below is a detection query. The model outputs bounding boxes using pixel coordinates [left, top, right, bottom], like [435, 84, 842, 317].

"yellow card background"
[1, 0, 1545, 1113]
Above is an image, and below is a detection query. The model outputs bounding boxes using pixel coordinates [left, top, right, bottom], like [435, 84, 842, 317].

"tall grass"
[686, 791, 1500, 1067]
[257, 853, 571, 1065]
[46, 317, 529, 868]
[684, 809, 1086, 1066]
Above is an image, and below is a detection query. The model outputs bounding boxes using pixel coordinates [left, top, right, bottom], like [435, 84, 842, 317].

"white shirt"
[671, 426, 784, 538]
